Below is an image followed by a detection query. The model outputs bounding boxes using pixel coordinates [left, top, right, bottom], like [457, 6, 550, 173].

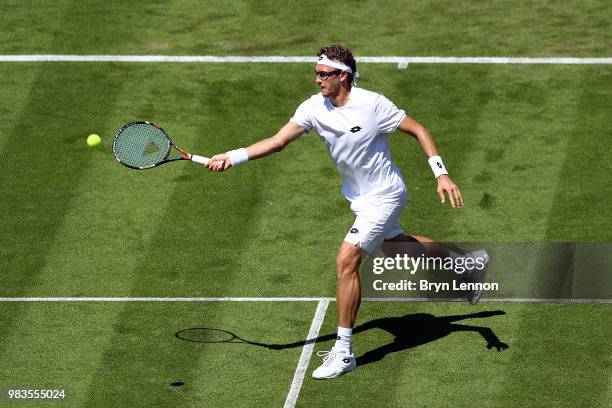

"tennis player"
[206, 44, 484, 379]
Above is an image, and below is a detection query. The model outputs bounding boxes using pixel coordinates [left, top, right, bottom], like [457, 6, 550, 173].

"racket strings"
[113, 123, 171, 168]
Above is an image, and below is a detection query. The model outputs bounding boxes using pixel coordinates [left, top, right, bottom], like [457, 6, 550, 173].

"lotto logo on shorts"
[350, 126, 362, 133]
[350, 228, 359, 234]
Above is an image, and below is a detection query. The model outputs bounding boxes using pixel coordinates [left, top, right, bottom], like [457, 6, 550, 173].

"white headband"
[318, 54, 353, 73]
[317, 54, 359, 84]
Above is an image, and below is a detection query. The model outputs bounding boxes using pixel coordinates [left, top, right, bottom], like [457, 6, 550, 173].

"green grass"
[302, 302, 610, 408]
[0, 60, 610, 408]
[0, 1, 611, 407]
[0, 302, 314, 407]
[0, 302, 609, 407]
[1, 64, 611, 299]
[1, 0, 611, 56]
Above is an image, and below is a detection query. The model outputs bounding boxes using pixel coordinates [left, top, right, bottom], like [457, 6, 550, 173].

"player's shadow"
[265, 310, 509, 366]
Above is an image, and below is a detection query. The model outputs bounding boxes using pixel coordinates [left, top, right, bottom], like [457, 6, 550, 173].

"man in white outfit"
[206, 44, 475, 379]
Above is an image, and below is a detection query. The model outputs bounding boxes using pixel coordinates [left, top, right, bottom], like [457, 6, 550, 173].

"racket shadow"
[174, 310, 508, 367]
[174, 327, 280, 347]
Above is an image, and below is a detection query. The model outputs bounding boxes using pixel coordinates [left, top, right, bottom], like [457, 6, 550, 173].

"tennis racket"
[112, 121, 210, 169]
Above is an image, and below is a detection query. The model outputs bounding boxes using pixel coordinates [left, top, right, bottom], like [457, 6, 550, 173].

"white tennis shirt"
[290, 87, 407, 200]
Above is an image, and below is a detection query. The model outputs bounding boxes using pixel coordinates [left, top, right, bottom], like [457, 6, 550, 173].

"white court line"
[0, 55, 612, 64]
[0, 297, 331, 302]
[362, 297, 612, 303]
[0, 297, 608, 303]
[284, 299, 329, 408]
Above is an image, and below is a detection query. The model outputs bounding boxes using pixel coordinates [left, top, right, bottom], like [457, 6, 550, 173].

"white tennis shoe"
[312, 347, 356, 379]
[463, 250, 489, 304]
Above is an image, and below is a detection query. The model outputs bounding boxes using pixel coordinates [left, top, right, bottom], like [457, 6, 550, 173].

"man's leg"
[313, 194, 405, 379]
[312, 241, 361, 380]
[336, 241, 362, 328]
[383, 233, 449, 258]
[382, 233, 489, 304]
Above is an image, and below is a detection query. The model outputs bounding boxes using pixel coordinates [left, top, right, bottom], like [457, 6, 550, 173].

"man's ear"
[340, 71, 350, 84]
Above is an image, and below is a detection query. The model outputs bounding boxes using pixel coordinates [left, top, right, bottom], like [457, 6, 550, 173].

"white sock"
[449, 251, 465, 275]
[334, 326, 353, 353]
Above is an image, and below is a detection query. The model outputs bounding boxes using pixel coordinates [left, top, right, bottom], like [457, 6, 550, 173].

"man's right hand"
[206, 153, 231, 172]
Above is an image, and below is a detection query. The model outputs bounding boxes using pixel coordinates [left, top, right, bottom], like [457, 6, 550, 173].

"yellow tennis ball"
[87, 134, 101, 147]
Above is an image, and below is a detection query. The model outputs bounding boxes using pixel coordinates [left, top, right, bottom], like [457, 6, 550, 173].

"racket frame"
[112, 120, 208, 169]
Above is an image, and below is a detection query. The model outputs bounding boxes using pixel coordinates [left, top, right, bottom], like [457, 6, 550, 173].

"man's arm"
[397, 116, 464, 208]
[206, 121, 306, 171]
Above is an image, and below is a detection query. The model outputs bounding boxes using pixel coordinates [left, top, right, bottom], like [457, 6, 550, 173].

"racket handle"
[190, 154, 210, 165]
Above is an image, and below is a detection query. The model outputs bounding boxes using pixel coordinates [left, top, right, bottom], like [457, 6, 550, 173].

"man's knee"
[336, 243, 361, 277]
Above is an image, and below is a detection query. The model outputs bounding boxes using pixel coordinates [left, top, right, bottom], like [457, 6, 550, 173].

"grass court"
[0, 1, 610, 407]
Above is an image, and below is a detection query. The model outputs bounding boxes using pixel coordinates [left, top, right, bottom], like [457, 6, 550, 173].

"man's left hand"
[437, 175, 463, 208]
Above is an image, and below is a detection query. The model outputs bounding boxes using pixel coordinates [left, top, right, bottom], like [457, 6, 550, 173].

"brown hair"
[317, 44, 357, 82]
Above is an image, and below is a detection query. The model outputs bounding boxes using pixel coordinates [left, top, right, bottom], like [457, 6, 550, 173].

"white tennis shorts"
[343, 191, 407, 255]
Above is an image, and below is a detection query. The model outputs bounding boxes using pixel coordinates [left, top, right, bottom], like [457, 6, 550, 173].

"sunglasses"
[314, 69, 342, 79]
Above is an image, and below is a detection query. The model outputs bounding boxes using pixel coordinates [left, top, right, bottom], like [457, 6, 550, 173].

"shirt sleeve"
[289, 98, 314, 133]
[375, 94, 406, 134]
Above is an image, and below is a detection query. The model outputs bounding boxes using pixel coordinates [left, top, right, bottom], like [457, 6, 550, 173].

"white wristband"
[428, 155, 448, 178]
[226, 148, 249, 166]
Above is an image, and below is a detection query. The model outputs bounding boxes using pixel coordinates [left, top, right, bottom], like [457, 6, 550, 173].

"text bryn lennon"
[372, 279, 499, 292]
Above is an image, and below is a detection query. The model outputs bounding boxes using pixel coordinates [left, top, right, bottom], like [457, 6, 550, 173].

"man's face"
[315, 64, 344, 97]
